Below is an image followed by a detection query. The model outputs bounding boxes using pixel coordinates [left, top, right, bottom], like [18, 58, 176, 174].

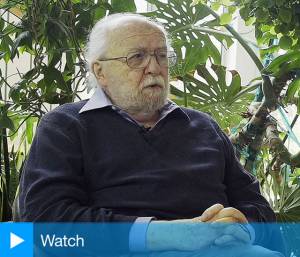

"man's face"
[94, 21, 169, 114]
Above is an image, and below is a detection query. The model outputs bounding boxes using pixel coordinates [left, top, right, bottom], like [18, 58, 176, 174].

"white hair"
[84, 13, 170, 90]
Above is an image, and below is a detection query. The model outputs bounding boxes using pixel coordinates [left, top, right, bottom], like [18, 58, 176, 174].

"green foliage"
[171, 64, 254, 128]
[204, 0, 300, 59]
[190, 0, 300, 224]
[262, 50, 300, 113]
[147, 0, 251, 128]
[0, 173, 11, 221]
[1, 0, 300, 224]
[219, 13, 232, 25]
[111, 0, 136, 13]
[234, 0, 300, 54]
[286, 79, 300, 113]
[0, 0, 138, 125]
[0, 105, 15, 131]
[0, 0, 137, 221]
[263, 50, 300, 76]
[277, 184, 300, 222]
[276, 182, 300, 256]
[146, 0, 234, 73]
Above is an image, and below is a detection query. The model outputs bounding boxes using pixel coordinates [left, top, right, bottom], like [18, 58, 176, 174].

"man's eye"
[157, 52, 167, 58]
[128, 52, 145, 60]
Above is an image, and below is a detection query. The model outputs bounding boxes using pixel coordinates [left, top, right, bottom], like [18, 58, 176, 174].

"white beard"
[104, 75, 169, 114]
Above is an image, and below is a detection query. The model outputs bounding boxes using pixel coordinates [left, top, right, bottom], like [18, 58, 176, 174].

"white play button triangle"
[10, 232, 25, 249]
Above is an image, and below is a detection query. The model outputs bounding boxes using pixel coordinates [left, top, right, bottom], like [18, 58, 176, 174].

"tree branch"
[266, 121, 300, 168]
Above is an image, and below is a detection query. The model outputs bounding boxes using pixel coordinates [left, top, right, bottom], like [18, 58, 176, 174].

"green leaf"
[255, 8, 268, 22]
[0, 36, 12, 63]
[11, 31, 32, 59]
[23, 68, 38, 80]
[65, 52, 75, 72]
[46, 18, 71, 38]
[49, 51, 62, 67]
[171, 40, 209, 76]
[257, 32, 277, 46]
[219, 13, 232, 25]
[228, 6, 236, 14]
[279, 8, 292, 24]
[145, 0, 223, 69]
[225, 70, 241, 102]
[275, 0, 285, 6]
[239, 6, 250, 20]
[263, 50, 300, 74]
[213, 32, 234, 49]
[111, 0, 136, 13]
[191, 0, 202, 5]
[220, 0, 231, 5]
[172, 64, 253, 128]
[94, 5, 106, 20]
[286, 78, 300, 101]
[260, 45, 280, 57]
[279, 36, 293, 50]
[245, 17, 255, 26]
[0, 114, 15, 131]
[26, 117, 36, 144]
[0, 174, 11, 221]
[211, 2, 221, 11]
[8, 114, 22, 140]
[43, 67, 67, 91]
[0, 17, 4, 31]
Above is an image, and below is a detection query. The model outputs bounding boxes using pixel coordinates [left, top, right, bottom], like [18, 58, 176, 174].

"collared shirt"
[79, 87, 182, 131]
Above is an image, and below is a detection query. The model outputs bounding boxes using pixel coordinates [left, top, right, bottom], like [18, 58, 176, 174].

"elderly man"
[18, 13, 283, 256]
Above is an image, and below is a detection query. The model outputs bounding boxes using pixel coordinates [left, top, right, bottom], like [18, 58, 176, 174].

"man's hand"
[200, 203, 251, 246]
[200, 203, 248, 223]
[146, 204, 250, 251]
[146, 216, 250, 251]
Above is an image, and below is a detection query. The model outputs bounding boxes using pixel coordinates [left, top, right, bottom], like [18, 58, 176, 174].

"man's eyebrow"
[126, 47, 168, 52]
[126, 47, 145, 52]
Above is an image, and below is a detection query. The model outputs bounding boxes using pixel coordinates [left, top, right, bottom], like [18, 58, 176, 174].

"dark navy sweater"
[19, 100, 275, 251]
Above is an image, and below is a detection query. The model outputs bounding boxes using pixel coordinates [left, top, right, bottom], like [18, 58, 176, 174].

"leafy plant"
[1, 0, 300, 230]
[171, 64, 255, 128]
[0, 0, 136, 221]
[147, 0, 300, 223]
[146, 0, 254, 129]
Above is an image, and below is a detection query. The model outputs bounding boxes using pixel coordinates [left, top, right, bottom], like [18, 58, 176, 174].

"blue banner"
[0, 222, 298, 257]
[0, 222, 33, 257]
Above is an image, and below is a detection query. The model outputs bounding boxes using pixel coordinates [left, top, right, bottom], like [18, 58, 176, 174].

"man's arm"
[210, 120, 276, 223]
[146, 217, 251, 251]
[18, 111, 138, 252]
[210, 120, 277, 247]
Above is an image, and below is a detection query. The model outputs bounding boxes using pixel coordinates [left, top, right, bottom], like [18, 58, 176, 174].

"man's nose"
[144, 54, 161, 74]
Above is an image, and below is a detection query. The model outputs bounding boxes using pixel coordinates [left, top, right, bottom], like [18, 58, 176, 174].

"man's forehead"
[108, 22, 167, 50]
[122, 31, 165, 40]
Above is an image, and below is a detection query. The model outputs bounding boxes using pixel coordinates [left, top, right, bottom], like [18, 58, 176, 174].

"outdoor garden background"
[1, 0, 300, 253]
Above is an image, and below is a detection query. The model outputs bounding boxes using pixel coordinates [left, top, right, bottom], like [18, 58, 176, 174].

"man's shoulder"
[180, 106, 214, 122]
[42, 100, 88, 125]
[178, 106, 221, 133]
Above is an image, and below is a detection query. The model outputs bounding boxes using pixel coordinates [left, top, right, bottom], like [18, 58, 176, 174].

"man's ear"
[92, 61, 107, 86]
